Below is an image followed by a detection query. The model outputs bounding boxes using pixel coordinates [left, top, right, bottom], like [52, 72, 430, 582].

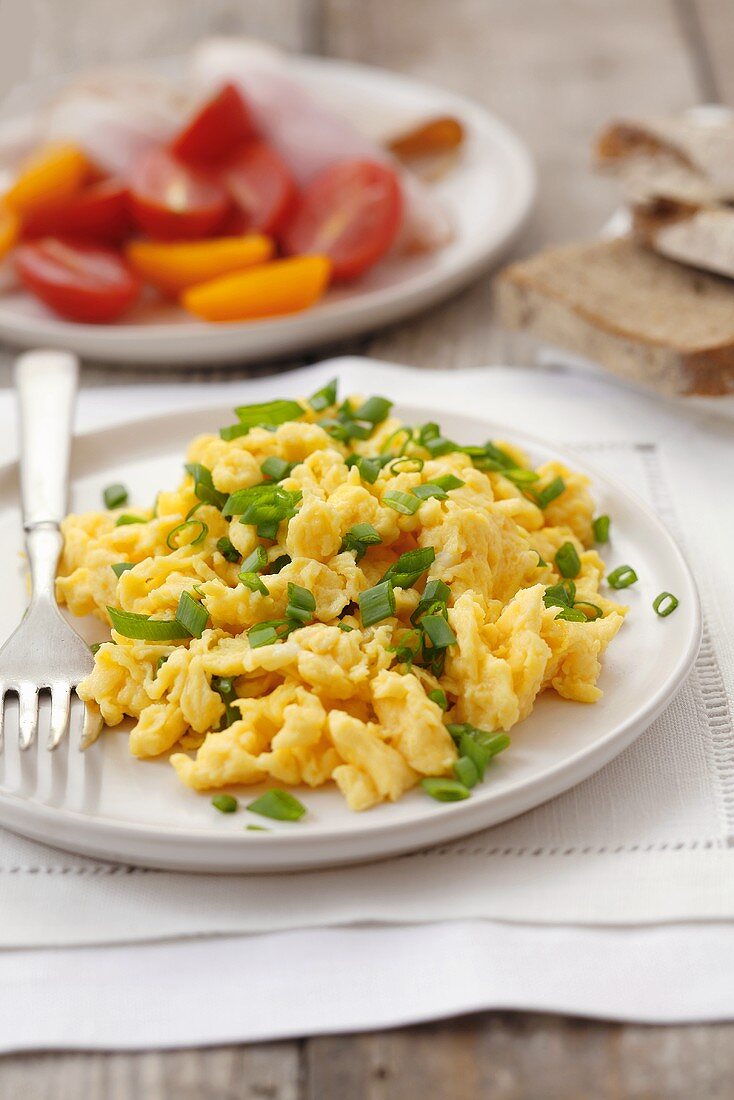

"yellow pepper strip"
[126, 234, 274, 295]
[0, 205, 19, 259]
[181, 255, 331, 322]
[4, 143, 90, 215]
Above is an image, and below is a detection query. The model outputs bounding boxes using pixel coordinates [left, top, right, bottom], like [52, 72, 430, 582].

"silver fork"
[0, 349, 97, 751]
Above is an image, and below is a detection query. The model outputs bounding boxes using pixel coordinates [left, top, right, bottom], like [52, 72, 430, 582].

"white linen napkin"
[0, 356, 732, 1045]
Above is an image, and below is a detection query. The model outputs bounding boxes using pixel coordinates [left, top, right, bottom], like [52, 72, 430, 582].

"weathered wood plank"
[689, 0, 734, 104]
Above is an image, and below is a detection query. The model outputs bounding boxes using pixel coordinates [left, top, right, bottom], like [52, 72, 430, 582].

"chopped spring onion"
[421, 777, 471, 802]
[412, 578, 451, 624]
[90, 642, 102, 655]
[447, 724, 510, 759]
[607, 564, 638, 589]
[382, 546, 436, 588]
[424, 434, 459, 458]
[345, 454, 385, 484]
[593, 514, 611, 543]
[211, 675, 239, 728]
[222, 399, 304, 440]
[184, 463, 227, 510]
[286, 582, 316, 624]
[111, 562, 134, 578]
[107, 607, 190, 641]
[211, 794, 238, 814]
[352, 395, 393, 425]
[216, 537, 241, 563]
[543, 580, 576, 609]
[428, 688, 448, 710]
[411, 482, 448, 501]
[389, 456, 424, 474]
[223, 486, 302, 532]
[421, 614, 457, 650]
[266, 554, 291, 575]
[247, 788, 307, 821]
[338, 622, 354, 632]
[156, 655, 168, 672]
[555, 606, 588, 622]
[555, 541, 581, 579]
[176, 591, 208, 638]
[359, 580, 396, 627]
[383, 490, 421, 515]
[380, 426, 413, 456]
[103, 483, 128, 509]
[261, 456, 294, 482]
[459, 733, 491, 781]
[502, 467, 540, 486]
[434, 475, 465, 492]
[453, 755, 480, 789]
[239, 572, 268, 595]
[532, 476, 566, 509]
[246, 824, 270, 832]
[240, 545, 268, 574]
[115, 514, 146, 526]
[531, 550, 548, 568]
[248, 619, 292, 649]
[653, 591, 679, 617]
[574, 601, 603, 621]
[309, 377, 338, 412]
[341, 523, 382, 561]
[389, 628, 422, 664]
[166, 519, 208, 550]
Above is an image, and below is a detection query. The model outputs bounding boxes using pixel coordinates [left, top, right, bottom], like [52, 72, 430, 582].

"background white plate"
[0, 56, 535, 366]
[0, 403, 701, 871]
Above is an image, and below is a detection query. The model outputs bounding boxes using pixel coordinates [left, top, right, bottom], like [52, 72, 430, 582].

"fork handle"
[16, 349, 79, 530]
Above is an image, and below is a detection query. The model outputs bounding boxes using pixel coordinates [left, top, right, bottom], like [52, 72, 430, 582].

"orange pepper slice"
[0, 205, 19, 259]
[181, 255, 331, 322]
[126, 234, 274, 295]
[4, 143, 90, 215]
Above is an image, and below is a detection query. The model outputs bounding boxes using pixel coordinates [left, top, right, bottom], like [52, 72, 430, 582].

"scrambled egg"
[57, 390, 626, 812]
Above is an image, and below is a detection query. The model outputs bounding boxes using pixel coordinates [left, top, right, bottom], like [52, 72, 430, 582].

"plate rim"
[0, 398, 702, 870]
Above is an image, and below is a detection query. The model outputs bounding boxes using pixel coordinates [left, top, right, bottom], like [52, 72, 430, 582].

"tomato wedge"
[16, 238, 140, 323]
[21, 179, 131, 243]
[171, 83, 257, 165]
[219, 141, 297, 236]
[280, 160, 403, 280]
[128, 147, 230, 240]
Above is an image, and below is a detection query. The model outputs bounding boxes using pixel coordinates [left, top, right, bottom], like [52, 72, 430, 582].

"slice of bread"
[496, 237, 734, 397]
[631, 198, 734, 280]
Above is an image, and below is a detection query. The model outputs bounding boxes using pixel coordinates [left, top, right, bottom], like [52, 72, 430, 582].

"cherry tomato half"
[16, 237, 140, 323]
[171, 83, 257, 165]
[128, 147, 230, 240]
[21, 179, 131, 243]
[279, 159, 403, 280]
[219, 141, 297, 237]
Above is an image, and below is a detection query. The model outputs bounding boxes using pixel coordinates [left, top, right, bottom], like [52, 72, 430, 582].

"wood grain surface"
[1, 0, 733, 1095]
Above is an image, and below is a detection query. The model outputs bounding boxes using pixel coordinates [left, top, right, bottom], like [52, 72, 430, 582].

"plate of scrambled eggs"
[0, 379, 700, 870]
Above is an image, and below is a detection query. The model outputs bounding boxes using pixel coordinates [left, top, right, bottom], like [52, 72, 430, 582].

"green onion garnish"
[184, 463, 227, 510]
[90, 642, 102, 655]
[531, 550, 548, 568]
[107, 607, 190, 641]
[389, 628, 422, 665]
[223, 486, 302, 533]
[240, 545, 268, 574]
[345, 454, 385, 484]
[247, 788, 306, 821]
[261, 456, 294, 482]
[458, 733, 491, 781]
[447, 725, 510, 759]
[359, 580, 396, 627]
[453, 755, 479, 789]
[380, 426, 413, 456]
[166, 519, 208, 551]
[211, 794, 238, 814]
[532, 476, 566, 509]
[381, 546, 436, 589]
[423, 434, 459, 458]
[211, 675, 239, 728]
[383, 490, 421, 515]
[111, 562, 134, 578]
[428, 688, 448, 710]
[115, 514, 146, 526]
[412, 578, 451, 624]
[555, 606, 587, 622]
[266, 554, 291, 575]
[434, 475, 465, 491]
[216, 537, 241, 563]
[412, 483, 448, 501]
[156, 655, 168, 672]
[248, 619, 292, 648]
[389, 456, 424, 474]
[421, 614, 457, 650]
[103, 483, 128, 509]
[607, 565, 638, 589]
[353, 395, 393, 425]
[574, 601, 604, 620]
[246, 824, 270, 832]
[653, 591, 679, 617]
[221, 399, 304, 440]
[239, 572, 268, 595]
[543, 580, 576, 610]
[341, 523, 382, 561]
[286, 583, 316, 624]
[338, 622, 354, 632]
[176, 591, 208, 638]
[309, 378, 338, 412]
[593, 515, 611, 543]
[555, 542, 581, 579]
[421, 777, 470, 802]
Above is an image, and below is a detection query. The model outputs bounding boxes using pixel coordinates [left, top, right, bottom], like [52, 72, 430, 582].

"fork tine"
[48, 684, 71, 750]
[18, 684, 39, 750]
[80, 700, 104, 750]
[0, 684, 6, 752]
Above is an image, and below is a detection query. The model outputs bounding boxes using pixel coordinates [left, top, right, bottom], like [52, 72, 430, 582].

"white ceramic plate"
[0, 56, 535, 366]
[0, 403, 701, 871]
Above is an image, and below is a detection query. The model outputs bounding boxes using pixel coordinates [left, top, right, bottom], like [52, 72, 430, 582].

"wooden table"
[3, 1, 734, 1094]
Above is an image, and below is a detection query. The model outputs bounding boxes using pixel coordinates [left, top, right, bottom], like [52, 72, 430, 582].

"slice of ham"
[189, 37, 452, 254]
